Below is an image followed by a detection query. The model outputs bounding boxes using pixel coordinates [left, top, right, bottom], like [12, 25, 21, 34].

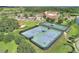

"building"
[44, 11, 60, 22]
[27, 17, 36, 21]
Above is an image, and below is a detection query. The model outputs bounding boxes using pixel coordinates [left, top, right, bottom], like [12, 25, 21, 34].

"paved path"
[74, 37, 79, 53]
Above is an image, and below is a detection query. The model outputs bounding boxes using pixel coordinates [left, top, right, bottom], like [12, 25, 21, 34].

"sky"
[0, 0, 79, 6]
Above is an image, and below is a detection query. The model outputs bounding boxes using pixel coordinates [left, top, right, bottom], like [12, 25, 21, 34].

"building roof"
[44, 11, 59, 19]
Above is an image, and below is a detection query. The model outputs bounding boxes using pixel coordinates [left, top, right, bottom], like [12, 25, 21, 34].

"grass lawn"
[68, 24, 79, 37]
[25, 20, 40, 28]
[0, 40, 17, 53]
[49, 36, 73, 53]
[0, 41, 7, 53]
[14, 20, 40, 33]
[7, 40, 17, 53]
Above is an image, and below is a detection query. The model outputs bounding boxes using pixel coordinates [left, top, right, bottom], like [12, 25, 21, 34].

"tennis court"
[41, 22, 68, 31]
[31, 29, 62, 49]
[21, 26, 48, 39]
[21, 22, 68, 49]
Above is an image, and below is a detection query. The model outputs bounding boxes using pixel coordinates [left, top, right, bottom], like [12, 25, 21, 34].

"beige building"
[44, 11, 60, 22]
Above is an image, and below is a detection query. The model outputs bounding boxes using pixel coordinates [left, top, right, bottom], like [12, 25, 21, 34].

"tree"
[15, 36, 36, 53]
[0, 17, 19, 32]
[0, 32, 4, 41]
[4, 33, 15, 43]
